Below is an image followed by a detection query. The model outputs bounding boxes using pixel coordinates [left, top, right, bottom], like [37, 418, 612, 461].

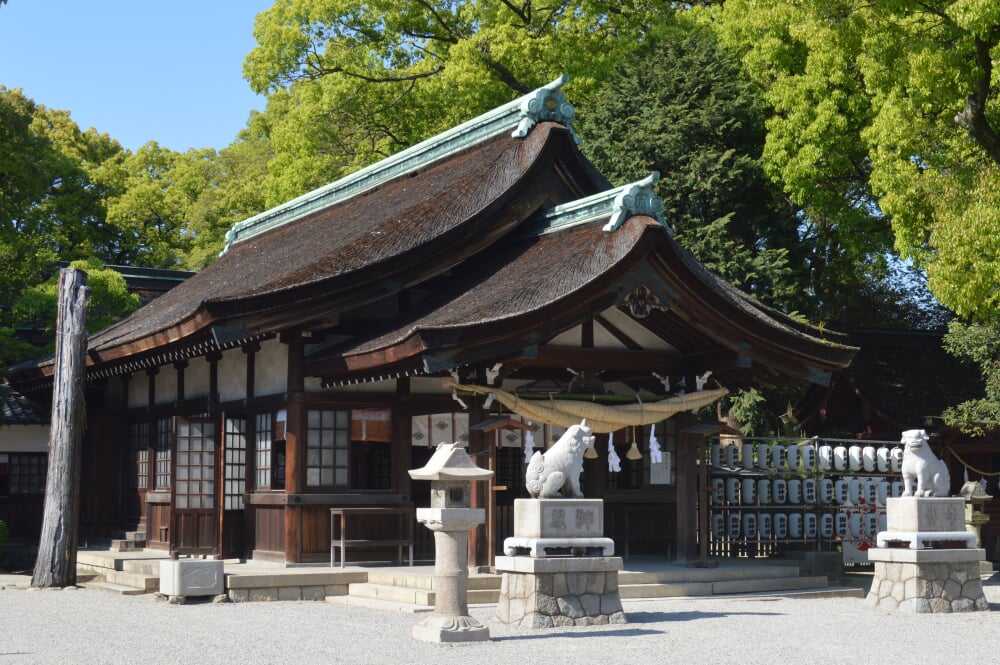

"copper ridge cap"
[520, 172, 669, 237]
[220, 74, 578, 255]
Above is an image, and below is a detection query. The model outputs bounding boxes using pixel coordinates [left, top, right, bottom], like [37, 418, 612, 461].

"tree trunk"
[32, 268, 89, 588]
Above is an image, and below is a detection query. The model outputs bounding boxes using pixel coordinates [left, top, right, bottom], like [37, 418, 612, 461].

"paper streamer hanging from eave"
[442, 380, 728, 433]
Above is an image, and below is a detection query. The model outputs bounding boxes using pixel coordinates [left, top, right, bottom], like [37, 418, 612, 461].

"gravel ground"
[2, 575, 1000, 665]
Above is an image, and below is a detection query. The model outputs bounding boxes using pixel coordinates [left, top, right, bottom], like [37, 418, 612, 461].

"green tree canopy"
[0, 87, 123, 306]
[712, 1, 1000, 324]
[244, 0, 670, 202]
[10, 259, 140, 362]
[942, 320, 1000, 436]
[580, 30, 807, 314]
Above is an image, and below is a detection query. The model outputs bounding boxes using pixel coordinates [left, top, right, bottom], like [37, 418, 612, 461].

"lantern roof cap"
[408, 442, 494, 481]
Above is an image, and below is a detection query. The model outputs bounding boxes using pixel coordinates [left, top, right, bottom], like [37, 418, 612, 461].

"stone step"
[109, 539, 142, 552]
[711, 575, 828, 595]
[105, 570, 158, 592]
[346, 581, 502, 607]
[122, 559, 164, 576]
[618, 565, 802, 586]
[619, 581, 714, 598]
[348, 582, 433, 605]
[767, 586, 864, 600]
[84, 581, 148, 596]
[327, 594, 429, 613]
[468, 588, 500, 604]
[125, 531, 147, 542]
[77, 551, 125, 573]
[366, 570, 500, 591]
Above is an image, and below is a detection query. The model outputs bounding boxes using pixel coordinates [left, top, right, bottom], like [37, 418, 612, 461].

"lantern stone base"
[411, 614, 490, 643]
[865, 548, 989, 613]
[494, 555, 627, 628]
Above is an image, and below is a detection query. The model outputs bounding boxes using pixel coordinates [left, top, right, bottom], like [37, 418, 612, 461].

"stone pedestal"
[503, 499, 615, 557]
[496, 498, 626, 629]
[495, 555, 627, 628]
[411, 507, 490, 643]
[866, 497, 989, 613]
[159, 559, 224, 600]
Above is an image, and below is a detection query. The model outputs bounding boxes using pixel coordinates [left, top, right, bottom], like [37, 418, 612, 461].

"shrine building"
[9, 77, 856, 567]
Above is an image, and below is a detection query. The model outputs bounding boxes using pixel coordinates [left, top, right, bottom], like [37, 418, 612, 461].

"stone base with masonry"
[866, 497, 990, 613]
[495, 555, 627, 628]
[866, 549, 989, 613]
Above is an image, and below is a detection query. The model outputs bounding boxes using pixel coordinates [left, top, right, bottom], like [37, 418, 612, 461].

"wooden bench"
[329, 506, 415, 568]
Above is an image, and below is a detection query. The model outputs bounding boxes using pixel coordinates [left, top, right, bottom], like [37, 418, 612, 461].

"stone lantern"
[960, 481, 992, 549]
[408, 442, 494, 643]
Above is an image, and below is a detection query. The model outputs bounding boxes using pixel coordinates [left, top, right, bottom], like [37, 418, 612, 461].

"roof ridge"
[522, 172, 669, 237]
[221, 74, 578, 254]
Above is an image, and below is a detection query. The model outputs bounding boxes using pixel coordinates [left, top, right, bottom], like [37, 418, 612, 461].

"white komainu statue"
[526, 420, 595, 498]
[900, 429, 950, 497]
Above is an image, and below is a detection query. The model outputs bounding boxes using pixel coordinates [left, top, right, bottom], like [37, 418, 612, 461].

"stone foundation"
[866, 498, 990, 614]
[866, 554, 989, 613]
[227, 584, 340, 602]
[495, 556, 626, 628]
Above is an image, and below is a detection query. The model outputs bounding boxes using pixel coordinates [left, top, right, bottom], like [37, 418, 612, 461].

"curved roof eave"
[21, 124, 593, 380]
[322, 216, 857, 385]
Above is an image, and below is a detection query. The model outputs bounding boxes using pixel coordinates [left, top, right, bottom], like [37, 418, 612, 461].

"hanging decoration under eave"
[442, 380, 728, 433]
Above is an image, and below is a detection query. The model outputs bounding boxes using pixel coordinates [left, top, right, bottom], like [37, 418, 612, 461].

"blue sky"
[0, 0, 274, 152]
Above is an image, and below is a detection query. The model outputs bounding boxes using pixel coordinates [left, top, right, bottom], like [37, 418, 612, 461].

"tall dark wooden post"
[282, 331, 304, 564]
[32, 268, 90, 588]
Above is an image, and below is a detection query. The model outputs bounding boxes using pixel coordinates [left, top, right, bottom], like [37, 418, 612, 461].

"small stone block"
[159, 559, 224, 598]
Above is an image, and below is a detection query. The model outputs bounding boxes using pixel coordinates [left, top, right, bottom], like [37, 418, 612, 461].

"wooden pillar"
[282, 331, 304, 564]
[467, 398, 488, 569]
[675, 427, 698, 563]
[394, 378, 412, 498]
[698, 436, 709, 561]
[145, 366, 158, 527]
[242, 342, 259, 561]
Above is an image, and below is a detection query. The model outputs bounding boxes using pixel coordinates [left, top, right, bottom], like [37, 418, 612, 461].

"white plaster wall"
[546, 326, 580, 347]
[155, 366, 178, 404]
[185, 356, 211, 400]
[218, 347, 247, 403]
[0, 424, 50, 452]
[598, 305, 676, 351]
[127, 371, 149, 408]
[254, 338, 287, 397]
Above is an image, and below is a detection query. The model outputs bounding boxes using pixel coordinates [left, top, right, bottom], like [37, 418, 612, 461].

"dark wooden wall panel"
[253, 505, 285, 552]
[148, 503, 170, 549]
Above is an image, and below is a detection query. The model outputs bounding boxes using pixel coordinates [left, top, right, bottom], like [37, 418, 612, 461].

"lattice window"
[175, 420, 215, 509]
[130, 421, 149, 490]
[306, 409, 349, 487]
[224, 417, 246, 510]
[495, 447, 526, 495]
[350, 441, 391, 490]
[10, 454, 47, 494]
[255, 412, 272, 490]
[155, 417, 172, 490]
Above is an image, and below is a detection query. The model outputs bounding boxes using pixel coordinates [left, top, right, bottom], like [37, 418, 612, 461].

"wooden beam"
[593, 314, 643, 351]
[506, 346, 684, 373]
